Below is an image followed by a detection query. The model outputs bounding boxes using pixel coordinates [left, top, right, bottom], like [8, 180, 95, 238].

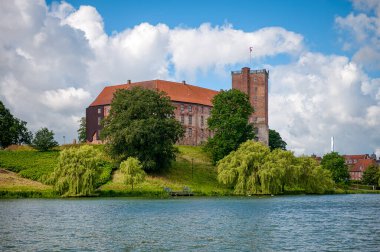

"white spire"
[331, 136, 334, 152]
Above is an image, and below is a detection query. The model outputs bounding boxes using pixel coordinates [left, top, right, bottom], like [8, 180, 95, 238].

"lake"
[1, 195, 380, 251]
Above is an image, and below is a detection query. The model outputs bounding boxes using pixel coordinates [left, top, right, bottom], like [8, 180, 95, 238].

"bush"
[49, 145, 112, 196]
[120, 157, 146, 190]
[32, 128, 58, 151]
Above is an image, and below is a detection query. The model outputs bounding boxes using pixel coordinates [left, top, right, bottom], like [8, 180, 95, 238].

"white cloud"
[270, 52, 380, 155]
[336, 0, 380, 70]
[0, 0, 379, 156]
[42, 87, 91, 111]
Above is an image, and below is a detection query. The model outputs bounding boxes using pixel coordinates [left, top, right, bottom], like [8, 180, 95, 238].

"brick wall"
[231, 67, 269, 145]
[86, 101, 213, 145]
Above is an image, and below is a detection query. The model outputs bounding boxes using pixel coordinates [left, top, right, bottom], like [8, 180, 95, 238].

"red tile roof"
[349, 159, 376, 172]
[89, 80, 219, 107]
[343, 154, 369, 160]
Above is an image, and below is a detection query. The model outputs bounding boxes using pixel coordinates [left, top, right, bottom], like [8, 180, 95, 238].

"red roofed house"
[343, 154, 377, 180]
[86, 67, 269, 146]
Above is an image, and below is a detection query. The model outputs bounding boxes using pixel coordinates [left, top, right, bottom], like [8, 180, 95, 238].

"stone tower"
[231, 67, 269, 145]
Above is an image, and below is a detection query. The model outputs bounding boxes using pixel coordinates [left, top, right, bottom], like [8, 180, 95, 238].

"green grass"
[0, 150, 59, 181]
[100, 145, 232, 196]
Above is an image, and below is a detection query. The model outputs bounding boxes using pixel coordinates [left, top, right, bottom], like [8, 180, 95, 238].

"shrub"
[32, 128, 58, 151]
[120, 157, 146, 190]
[49, 145, 110, 196]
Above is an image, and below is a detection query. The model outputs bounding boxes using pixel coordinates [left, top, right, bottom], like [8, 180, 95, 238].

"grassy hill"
[0, 145, 231, 198]
[100, 145, 231, 197]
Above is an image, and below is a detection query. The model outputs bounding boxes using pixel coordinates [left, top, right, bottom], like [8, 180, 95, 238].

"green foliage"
[32, 127, 59, 151]
[362, 164, 380, 185]
[0, 100, 32, 148]
[101, 145, 231, 196]
[101, 87, 184, 171]
[204, 89, 254, 164]
[120, 157, 146, 190]
[77, 117, 87, 143]
[321, 152, 349, 183]
[0, 150, 59, 181]
[297, 156, 335, 194]
[49, 145, 107, 196]
[269, 129, 287, 151]
[217, 141, 334, 195]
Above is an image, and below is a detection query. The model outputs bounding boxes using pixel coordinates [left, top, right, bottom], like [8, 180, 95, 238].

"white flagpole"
[249, 47, 253, 68]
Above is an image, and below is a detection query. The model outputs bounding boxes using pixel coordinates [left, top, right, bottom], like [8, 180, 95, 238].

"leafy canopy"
[49, 145, 105, 196]
[101, 87, 184, 171]
[77, 117, 86, 143]
[361, 164, 380, 186]
[120, 157, 146, 190]
[32, 127, 58, 151]
[205, 89, 255, 164]
[0, 100, 32, 148]
[217, 140, 334, 195]
[269, 129, 287, 151]
[321, 152, 349, 183]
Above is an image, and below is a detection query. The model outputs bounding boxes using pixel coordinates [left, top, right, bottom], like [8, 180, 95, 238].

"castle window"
[201, 116, 204, 126]
[98, 117, 101, 126]
[181, 115, 184, 124]
[98, 107, 102, 114]
[180, 104, 184, 113]
[188, 128, 192, 137]
[189, 115, 192, 125]
[188, 105, 192, 112]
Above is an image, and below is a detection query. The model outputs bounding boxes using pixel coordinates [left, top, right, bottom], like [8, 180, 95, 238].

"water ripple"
[0, 195, 380, 251]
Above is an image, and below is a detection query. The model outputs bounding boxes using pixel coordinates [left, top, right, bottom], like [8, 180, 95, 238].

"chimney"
[127, 80, 131, 84]
[182, 80, 186, 84]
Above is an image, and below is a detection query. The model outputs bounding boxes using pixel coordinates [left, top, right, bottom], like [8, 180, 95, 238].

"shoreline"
[1, 188, 380, 199]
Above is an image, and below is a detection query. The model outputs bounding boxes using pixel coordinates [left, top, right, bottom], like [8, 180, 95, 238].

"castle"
[86, 67, 269, 145]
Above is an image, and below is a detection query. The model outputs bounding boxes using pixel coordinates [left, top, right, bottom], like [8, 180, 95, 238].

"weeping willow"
[120, 157, 146, 190]
[49, 145, 103, 196]
[217, 140, 335, 195]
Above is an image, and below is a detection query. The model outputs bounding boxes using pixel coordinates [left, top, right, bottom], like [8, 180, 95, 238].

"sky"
[1, 0, 380, 156]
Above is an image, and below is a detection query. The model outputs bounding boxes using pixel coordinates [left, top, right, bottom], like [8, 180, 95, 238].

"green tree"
[217, 140, 334, 195]
[205, 89, 254, 164]
[31, 127, 58, 151]
[0, 100, 32, 148]
[77, 117, 86, 143]
[49, 145, 103, 196]
[120, 157, 146, 190]
[321, 152, 349, 183]
[362, 164, 380, 185]
[269, 129, 287, 151]
[297, 156, 334, 194]
[101, 87, 184, 171]
[217, 141, 269, 194]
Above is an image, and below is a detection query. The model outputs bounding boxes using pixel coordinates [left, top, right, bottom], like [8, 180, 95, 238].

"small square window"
[98, 108, 102, 114]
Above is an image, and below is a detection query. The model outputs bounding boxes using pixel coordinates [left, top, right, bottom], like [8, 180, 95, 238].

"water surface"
[1, 195, 379, 251]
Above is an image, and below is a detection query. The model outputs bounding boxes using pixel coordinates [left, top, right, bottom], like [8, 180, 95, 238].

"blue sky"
[1, 0, 380, 156]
